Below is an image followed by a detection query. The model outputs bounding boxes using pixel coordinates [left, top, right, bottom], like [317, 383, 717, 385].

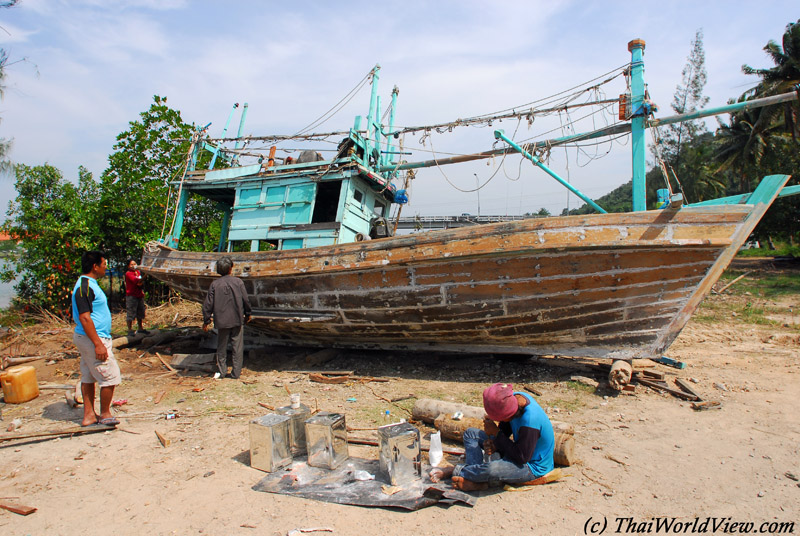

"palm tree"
[742, 19, 800, 138]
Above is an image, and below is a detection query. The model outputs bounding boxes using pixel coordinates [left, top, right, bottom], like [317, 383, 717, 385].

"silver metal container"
[305, 412, 349, 469]
[276, 403, 310, 456]
[249, 414, 292, 472]
[378, 422, 422, 485]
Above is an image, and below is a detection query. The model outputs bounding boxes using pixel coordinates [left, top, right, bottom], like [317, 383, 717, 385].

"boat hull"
[140, 197, 779, 359]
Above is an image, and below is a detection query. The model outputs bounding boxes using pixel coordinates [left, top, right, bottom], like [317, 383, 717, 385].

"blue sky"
[0, 0, 797, 219]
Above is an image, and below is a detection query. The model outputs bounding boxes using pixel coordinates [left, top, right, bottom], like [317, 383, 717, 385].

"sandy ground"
[0, 271, 798, 536]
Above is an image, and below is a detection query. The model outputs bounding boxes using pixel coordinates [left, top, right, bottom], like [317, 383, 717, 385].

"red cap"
[483, 383, 517, 421]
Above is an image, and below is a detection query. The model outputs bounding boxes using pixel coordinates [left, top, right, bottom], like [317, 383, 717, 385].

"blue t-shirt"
[72, 276, 112, 339]
[510, 392, 555, 476]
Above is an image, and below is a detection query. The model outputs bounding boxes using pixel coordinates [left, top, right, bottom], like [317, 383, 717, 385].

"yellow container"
[0, 365, 40, 403]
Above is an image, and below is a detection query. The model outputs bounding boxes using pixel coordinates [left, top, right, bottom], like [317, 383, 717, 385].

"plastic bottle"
[429, 431, 443, 467]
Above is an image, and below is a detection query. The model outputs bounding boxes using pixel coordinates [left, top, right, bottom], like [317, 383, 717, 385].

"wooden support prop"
[0, 424, 115, 443]
[257, 402, 275, 411]
[0, 501, 37, 516]
[304, 348, 338, 367]
[608, 360, 633, 391]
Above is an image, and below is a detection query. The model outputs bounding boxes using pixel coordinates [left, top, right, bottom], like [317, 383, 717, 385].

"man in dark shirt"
[202, 256, 251, 379]
[430, 382, 555, 490]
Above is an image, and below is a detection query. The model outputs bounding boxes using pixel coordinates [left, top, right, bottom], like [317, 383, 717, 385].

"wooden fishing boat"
[142, 174, 789, 359]
[140, 40, 798, 359]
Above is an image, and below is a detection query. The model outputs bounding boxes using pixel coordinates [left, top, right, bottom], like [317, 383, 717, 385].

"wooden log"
[431, 414, 575, 466]
[304, 348, 338, 367]
[553, 433, 575, 467]
[412, 398, 574, 435]
[434, 415, 484, 441]
[412, 399, 485, 423]
[3, 355, 46, 368]
[608, 360, 633, 391]
[111, 329, 161, 349]
[142, 331, 179, 348]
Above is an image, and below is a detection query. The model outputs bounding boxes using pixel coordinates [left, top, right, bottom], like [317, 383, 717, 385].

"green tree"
[98, 95, 222, 267]
[742, 19, 800, 138]
[656, 29, 710, 165]
[1, 164, 98, 314]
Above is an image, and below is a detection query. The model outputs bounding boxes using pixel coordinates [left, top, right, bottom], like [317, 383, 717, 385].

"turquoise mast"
[628, 39, 647, 211]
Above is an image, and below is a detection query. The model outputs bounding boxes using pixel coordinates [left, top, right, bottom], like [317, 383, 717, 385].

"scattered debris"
[523, 384, 543, 397]
[691, 401, 722, 411]
[154, 391, 167, 404]
[605, 454, 628, 466]
[154, 429, 170, 447]
[381, 484, 402, 495]
[715, 270, 754, 294]
[6, 418, 22, 432]
[0, 500, 37, 516]
[654, 356, 686, 369]
[203, 471, 215, 478]
[637, 378, 699, 401]
[713, 382, 729, 392]
[785, 472, 799, 482]
[570, 375, 599, 388]
[0, 424, 116, 443]
[287, 528, 334, 536]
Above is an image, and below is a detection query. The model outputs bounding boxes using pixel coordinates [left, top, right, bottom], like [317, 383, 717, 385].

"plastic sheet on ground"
[252, 457, 477, 510]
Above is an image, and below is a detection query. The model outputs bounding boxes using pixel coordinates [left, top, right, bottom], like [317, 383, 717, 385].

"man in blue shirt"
[431, 382, 555, 490]
[71, 251, 121, 427]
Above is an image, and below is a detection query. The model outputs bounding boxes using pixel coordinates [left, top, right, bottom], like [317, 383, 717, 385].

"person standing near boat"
[430, 382, 555, 490]
[71, 250, 121, 427]
[202, 256, 252, 379]
[124, 258, 149, 336]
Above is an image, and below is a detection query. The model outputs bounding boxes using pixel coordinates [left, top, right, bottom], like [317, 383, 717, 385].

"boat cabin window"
[311, 180, 342, 223]
[373, 200, 386, 217]
[353, 189, 364, 205]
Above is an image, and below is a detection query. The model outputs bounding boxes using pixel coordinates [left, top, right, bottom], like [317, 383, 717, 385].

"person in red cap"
[430, 382, 555, 490]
